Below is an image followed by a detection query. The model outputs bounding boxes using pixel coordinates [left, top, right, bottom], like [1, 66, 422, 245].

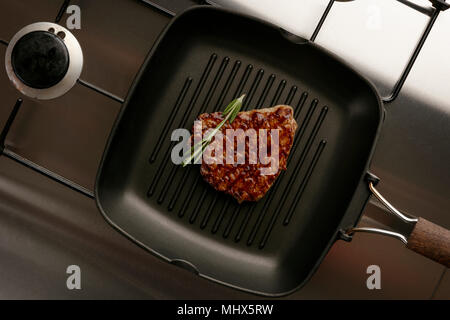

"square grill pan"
[95, 6, 382, 296]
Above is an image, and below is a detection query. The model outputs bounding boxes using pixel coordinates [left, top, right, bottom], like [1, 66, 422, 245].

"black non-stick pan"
[95, 6, 450, 296]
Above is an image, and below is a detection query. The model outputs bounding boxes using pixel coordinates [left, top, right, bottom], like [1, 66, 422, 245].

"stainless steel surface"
[69, 0, 170, 99]
[433, 270, 450, 299]
[0, 0, 62, 42]
[213, 0, 431, 96]
[368, 11, 450, 230]
[5, 22, 83, 100]
[315, 0, 432, 97]
[208, 0, 332, 39]
[0, 0, 449, 299]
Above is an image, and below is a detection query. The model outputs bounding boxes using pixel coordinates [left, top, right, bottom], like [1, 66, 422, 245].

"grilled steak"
[192, 105, 297, 203]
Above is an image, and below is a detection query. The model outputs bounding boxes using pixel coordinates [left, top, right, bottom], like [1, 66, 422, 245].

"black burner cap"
[11, 31, 70, 89]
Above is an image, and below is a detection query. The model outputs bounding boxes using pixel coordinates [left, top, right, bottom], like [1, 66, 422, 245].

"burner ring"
[5, 22, 83, 100]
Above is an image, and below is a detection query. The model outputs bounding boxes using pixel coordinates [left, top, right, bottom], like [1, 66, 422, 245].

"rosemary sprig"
[182, 94, 245, 166]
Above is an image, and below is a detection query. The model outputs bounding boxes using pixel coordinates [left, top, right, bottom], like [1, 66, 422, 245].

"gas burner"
[12, 31, 70, 89]
[5, 22, 83, 100]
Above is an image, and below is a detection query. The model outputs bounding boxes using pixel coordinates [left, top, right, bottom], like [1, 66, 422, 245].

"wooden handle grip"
[406, 218, 450, 267]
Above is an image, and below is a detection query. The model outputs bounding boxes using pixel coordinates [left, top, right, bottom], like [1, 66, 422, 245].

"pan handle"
[406, 218, 450, 267]
[347, 181, 450, 267]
